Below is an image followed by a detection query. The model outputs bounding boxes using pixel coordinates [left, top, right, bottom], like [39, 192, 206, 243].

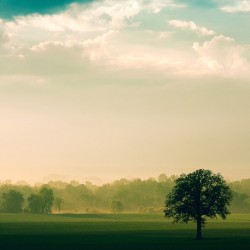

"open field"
[0, 213, 250, 250]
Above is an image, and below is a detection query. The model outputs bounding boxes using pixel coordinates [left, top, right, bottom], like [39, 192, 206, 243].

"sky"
[0, 0, 250, 184]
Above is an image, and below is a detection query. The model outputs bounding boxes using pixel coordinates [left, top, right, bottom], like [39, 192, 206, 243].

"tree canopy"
[27, 187, 54, 214]
[39, 187, 54, 214]
[28, 194, 43, 213]
[164, 169, 233, 240]
[1, 189, 24, 213]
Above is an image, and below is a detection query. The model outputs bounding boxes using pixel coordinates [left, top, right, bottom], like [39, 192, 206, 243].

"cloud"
[143, 0, 185, 13]
[0, 0, 184, 19]
[4, 0, 159, 50]
[193, 35, 250, 75]
[27, 29, 189, 74]
[5, 0, 140, 35]
[168, 20, 216, 36]
[0, 0, 94, 19]
[143, 29, 173, 39]
[0, 0, 250, 83]
[0, 0, 187, 59]
[219, 0, 250, 13]
[4, 0, 184, 35]
[30, 29, 118, 63]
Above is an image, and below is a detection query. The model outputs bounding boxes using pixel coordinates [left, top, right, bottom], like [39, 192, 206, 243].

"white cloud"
[220, 0, 250, 13]
[143, 0, 185, 13]
[193, 35, 250, 75]
[168, 20, 216, 36]
[0, 0, 187, 74]
[4, 0, 183, 46]
[30, 30, 118, 64]
[82, 30, 119, 62]
[4, 0, 143, 51]
[0, 0, 250, 82]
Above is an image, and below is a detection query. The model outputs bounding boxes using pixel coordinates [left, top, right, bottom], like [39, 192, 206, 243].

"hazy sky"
[1, 0, 250, 183]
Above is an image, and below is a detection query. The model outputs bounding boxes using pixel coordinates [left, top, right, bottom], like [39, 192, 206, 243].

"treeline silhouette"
[0, 174, 249, 213]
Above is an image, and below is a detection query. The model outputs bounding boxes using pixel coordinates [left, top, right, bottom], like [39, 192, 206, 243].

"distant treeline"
[0, 174, 250, 213]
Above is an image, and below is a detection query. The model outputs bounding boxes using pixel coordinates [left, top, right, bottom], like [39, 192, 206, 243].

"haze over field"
[1, 0, 250, 183]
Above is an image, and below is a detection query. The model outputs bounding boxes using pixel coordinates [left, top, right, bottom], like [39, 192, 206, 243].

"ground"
[0, 213, 249, 249]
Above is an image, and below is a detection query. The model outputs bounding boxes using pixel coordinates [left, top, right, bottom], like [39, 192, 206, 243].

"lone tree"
[164, 169, 232, 240]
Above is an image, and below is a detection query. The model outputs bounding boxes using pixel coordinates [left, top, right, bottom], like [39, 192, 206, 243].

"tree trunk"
[196, 216, 202, 240]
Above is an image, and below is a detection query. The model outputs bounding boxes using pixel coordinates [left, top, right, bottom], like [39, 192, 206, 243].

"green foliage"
[1, 189, 24, 213]
[230, 191, 250, 213]
[27, 194, 43, 213]
[164, 169, 232, 239]
[39, 187, 54, 214]
[27, 187, 54, 214]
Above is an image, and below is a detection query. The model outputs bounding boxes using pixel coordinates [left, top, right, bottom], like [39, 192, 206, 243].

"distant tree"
[111, 200, 124, 213]
[27, 194, 43, 213]
[54, 197, 63, 214]
[39, 187, 54, 214]
[230, 191, 250, 213]
[164, 169, 232, 240]
[1, 190, 24, 213]
[158, 174, 168, 182]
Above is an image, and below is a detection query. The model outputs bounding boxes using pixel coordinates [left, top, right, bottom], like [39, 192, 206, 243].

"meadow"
[0, 213, 249, 250]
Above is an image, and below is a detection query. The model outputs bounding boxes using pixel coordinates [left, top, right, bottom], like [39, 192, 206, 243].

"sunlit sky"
[1, 0, 250, 183]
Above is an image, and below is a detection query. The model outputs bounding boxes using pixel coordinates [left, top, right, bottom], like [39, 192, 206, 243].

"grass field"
[0, 213, 250, 250]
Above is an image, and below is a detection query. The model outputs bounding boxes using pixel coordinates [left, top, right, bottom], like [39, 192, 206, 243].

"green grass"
[0, 213, 250, 249]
